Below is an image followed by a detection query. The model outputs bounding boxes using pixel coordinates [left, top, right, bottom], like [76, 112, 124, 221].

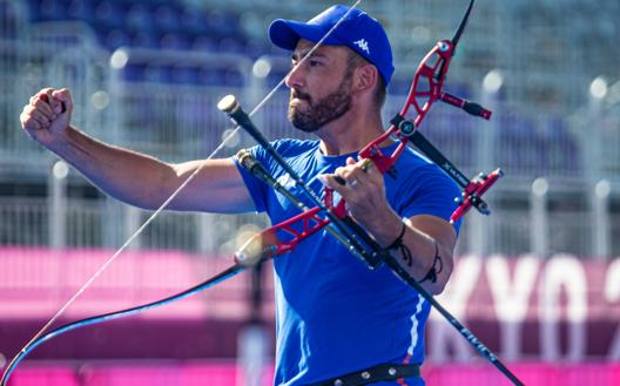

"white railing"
[0, 179, 617, 258]
[0, 197, 48, 246]
[0, 193, 269, 255]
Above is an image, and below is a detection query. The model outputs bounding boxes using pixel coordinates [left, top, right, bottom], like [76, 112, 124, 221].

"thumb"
[346, 156, 356, 165]
[51, 88, 73, 115]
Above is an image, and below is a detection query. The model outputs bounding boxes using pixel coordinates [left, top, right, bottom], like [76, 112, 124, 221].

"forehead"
[292, 39, 350, 59]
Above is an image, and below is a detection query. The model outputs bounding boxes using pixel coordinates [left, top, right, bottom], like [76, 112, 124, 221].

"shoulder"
[249, 138, 320, 173]
[270, 138, 320, 156]
[389, 146, 463, 231]
[391, 146, 461, 205]
[246, 138, 318, 162]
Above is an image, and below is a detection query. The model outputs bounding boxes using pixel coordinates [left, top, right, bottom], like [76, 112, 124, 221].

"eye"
[308, 59, 322, 67]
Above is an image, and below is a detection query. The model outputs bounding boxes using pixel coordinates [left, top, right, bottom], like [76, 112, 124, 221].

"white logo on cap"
[353, 39, 370, 55]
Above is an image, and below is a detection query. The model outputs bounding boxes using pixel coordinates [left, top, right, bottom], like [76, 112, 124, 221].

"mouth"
[291, 90, 311, 104]
[289, 97, 310, 109]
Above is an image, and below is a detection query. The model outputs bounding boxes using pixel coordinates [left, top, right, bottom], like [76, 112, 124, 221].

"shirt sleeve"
[232, 144, 269, 213]
[397, 164, 463, 234]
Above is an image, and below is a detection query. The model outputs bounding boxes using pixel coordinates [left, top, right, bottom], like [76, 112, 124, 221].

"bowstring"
[1, 0, 363, 380]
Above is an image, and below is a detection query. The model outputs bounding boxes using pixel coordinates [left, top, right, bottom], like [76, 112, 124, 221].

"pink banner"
[1, 248, 619, 362]
[425, 254, 620, 362]
[7, 362, 620, 386]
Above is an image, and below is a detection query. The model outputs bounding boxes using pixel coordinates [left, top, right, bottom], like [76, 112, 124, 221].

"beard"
[288, 71, 353, 133]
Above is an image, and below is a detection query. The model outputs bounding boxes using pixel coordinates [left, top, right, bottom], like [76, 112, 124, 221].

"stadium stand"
[0, 0, 618, 256]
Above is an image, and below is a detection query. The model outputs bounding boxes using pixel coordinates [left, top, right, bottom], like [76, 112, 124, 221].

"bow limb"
[1, 1, 365, 383]
[0, 264, 243, 385]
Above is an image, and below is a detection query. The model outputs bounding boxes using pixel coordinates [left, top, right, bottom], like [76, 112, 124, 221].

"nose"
[285, 62, 305, 89]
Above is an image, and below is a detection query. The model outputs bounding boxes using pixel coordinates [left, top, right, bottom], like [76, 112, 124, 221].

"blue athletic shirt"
[234, 138, 461, 386]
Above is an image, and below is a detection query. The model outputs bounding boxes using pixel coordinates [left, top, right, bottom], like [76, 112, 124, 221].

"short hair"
[347, 50, 387, 108]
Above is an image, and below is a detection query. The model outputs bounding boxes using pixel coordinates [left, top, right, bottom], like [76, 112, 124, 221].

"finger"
[320, 174, 353, 195]
[334, 175, 347, 185]
[51, 88, 72, 113]
[34, 87, 55, 102]
[334, 166, 359, 187]
[25, 107, 51, 127]
[21, 110, 42, 131]
[35, 87, 54, 103]
[356, 158, 383, 187]
[334, 160, 376, 187]
[31, 97, 55, 118]
[37, 88, 57, 112]
[359, 158, 373, 173]
[343, 162, 372, 185]
[333, 165, 353, 182]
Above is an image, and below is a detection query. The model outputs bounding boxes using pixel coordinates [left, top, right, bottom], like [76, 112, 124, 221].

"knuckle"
[34, 93, 47, 103]
[39, 89, 53, 99]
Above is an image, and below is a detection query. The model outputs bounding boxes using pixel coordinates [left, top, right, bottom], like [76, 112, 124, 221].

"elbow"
[426, 247, 454, 296]
[429, 275, 450, 296]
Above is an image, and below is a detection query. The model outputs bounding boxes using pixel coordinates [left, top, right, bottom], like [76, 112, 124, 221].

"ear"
[352, 64, 379, 94]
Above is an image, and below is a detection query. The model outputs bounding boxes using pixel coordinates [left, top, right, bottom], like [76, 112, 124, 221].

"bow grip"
[234, 231, 279, 267]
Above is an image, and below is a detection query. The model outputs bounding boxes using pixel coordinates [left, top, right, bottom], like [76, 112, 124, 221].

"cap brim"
[268, 19, 341, 50]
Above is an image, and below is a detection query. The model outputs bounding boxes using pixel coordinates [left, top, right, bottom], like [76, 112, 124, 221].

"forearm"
[47, 125, 177, 209]
[364, 209, 454, 295]
[320, 156, 456, 293]
[20, 88, 252, 212]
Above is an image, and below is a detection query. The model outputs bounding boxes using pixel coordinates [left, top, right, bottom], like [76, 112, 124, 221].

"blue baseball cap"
[268, 4, 394, 85]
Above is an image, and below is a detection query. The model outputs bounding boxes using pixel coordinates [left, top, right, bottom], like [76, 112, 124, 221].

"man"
[20, 5, 460, 385]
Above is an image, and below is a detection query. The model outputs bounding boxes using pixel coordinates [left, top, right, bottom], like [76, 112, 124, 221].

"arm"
[361, 212, 455, 295]
[322, 157, 456, 294]
[20, 88, 254, 213]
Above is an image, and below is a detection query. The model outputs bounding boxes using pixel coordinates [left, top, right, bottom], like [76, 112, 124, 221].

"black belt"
[310, 363, 421, 386]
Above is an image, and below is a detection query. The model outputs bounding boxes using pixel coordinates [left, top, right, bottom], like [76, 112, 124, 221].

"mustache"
[291, 90, 312, 102]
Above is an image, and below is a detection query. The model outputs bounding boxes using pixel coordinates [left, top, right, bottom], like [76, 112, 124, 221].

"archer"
[20, 5, 463, 385]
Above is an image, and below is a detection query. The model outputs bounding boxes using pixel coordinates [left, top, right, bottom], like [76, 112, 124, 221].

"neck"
[316, 105, 390, 156]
